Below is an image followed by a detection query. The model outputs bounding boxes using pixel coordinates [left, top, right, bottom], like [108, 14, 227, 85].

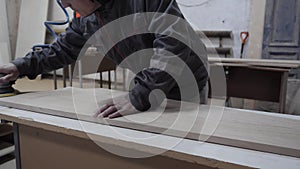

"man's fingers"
[108, 111, 122, 119]
[108, 109, 134, 119]
[0, 74, 13, 83]
[93, 103, 112, 117]
[108, 104, 137, 119]
[98, 106, 118, 118]
[3, 74, 14, 81]
[0, 78, 6, 83]
[93, 95, 138, 119]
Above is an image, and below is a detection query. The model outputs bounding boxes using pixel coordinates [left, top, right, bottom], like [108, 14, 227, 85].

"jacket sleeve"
[12, 17, 87, 79]
[129, 0, 208, 111]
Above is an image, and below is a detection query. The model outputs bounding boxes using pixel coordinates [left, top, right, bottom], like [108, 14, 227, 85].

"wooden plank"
[208, 58, 300, 68]
[0, 141, 14, 157]
[1, 106, 300, 169]
[0, 88, 299, 158]
[15, 0, 49, 58]
[197, 30, 233, 38]
[0, 0, 11, 63]
[207, 47, 232, 55]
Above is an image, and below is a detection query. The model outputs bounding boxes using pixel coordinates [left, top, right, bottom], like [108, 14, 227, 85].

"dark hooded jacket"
[12, 0, 208, 111]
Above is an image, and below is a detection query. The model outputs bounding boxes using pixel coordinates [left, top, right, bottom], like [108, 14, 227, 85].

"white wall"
[177, 0, 252, 58]
[48, 0, 73, 30]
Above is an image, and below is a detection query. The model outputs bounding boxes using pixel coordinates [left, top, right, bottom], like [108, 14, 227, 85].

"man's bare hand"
[93, 94, 137, 119]
[0, 63, 20, 83]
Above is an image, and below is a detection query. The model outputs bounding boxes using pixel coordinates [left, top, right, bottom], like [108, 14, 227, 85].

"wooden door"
[262, 0, 300, 77]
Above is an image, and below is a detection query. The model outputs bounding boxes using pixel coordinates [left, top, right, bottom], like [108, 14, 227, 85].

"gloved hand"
[0, 63, 20, 83]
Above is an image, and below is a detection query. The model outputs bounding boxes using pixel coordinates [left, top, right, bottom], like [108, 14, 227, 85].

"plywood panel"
[15, 0, 48, 58]
[208, 58, 300, 68]
[0, 0, 11, 63]
[0, 87, 300, 158]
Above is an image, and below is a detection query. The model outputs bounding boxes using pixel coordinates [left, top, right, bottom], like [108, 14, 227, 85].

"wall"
[5, 0, 72, 61]
[48, 0, 73, 30]
[5, 0, 266, 60]
[177, 0, 253, 58]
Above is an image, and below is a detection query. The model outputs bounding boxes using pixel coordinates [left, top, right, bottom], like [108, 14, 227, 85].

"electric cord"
[32, 0, 70, 50]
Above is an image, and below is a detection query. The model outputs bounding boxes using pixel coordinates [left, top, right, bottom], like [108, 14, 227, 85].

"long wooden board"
[208, 58, 300, 68]
[0, 87, 299, 158]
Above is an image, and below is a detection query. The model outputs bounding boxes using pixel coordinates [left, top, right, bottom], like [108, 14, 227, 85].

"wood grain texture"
[0, 87, 299, 158]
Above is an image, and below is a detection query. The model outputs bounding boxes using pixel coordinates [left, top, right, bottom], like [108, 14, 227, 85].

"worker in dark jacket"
[0, 0, 208, 118]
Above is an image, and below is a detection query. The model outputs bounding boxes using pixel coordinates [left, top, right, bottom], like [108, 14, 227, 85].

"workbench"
[0, 88, 299, 169]
[208, 58, 300, 113]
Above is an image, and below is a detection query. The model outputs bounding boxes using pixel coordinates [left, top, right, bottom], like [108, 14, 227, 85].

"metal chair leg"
[100, 72, 103, 88]
[78, 60, 83, 88]
[108, 71, 111, 89]
[123, 69, 126, 91]
[53, 70, 57, 90]
[114, 70, 117, 89]
[63, 66, 67, 88]
[68, 64, 73, 87]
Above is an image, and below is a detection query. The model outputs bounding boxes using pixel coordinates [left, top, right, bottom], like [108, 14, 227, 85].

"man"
[0, 0, 208, 118]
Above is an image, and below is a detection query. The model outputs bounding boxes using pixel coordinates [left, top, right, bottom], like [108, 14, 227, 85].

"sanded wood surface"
[0, 87, 299, 158]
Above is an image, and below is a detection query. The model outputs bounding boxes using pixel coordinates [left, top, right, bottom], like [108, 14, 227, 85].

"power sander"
[0, 73, 18, 97]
